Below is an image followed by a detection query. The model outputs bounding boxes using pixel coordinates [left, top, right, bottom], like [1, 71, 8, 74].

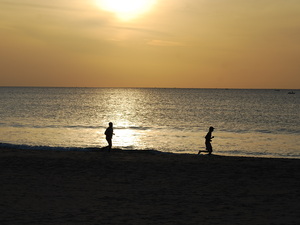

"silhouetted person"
[105, 122, 114, 150]
[198, 126, 214, 155]
[205, 126, 214, 154]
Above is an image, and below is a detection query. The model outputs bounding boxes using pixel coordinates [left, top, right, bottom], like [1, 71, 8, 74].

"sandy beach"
[0, 147, 299, 225]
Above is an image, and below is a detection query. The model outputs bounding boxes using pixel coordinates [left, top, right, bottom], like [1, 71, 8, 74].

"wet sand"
[0, 147, 299, 225]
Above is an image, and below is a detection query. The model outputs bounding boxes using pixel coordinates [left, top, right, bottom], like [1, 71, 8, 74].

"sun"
[95, 0, 156, 21]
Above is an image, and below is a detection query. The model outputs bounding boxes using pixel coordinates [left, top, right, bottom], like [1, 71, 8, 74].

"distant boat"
[288, 91, 295, 94]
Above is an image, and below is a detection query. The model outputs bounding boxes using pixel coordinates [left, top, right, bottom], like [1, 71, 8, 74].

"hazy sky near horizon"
[1, 0, 300, 88]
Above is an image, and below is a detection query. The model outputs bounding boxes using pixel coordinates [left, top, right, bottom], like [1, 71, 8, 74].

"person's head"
[209, 126, 214, 132]
[109, 122, 113, 127]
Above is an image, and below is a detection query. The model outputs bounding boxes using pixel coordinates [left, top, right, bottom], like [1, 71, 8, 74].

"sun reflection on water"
[114, 128, 139, 149]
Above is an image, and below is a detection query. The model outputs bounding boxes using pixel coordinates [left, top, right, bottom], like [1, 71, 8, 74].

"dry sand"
[0, 147, 299, 225]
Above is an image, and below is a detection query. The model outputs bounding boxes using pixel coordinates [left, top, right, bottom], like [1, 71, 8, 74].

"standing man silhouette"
[105, 122, 114, 150]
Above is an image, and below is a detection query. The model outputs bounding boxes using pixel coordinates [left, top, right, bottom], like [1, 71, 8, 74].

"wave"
[1, 123, 154, 131]
[220, 128, 300, 135]
[1, 124, 103, 129]
[0, 122, 157, 130]
[2, 121, 299, 135]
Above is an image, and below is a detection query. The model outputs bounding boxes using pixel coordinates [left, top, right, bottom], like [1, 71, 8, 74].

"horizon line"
[0, 86, 299, 90]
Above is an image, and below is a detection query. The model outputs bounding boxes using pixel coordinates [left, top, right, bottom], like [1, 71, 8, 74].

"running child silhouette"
[198, 126, 214, 155]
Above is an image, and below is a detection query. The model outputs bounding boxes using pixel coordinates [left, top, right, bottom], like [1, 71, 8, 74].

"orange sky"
[1, 0, 300, 89]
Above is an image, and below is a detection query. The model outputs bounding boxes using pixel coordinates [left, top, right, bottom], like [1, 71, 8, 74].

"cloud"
[147, 39, 184, 47]
[0, 0, 85, 12]
[112, 26, 167, 36]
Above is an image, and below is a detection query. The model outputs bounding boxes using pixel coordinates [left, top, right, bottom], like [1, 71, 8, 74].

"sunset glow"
[0, 0, 300, 89]
[95, 0, 156, 20]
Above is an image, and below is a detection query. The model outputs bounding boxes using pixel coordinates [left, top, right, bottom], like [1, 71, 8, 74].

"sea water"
[0, 87, 299, 158]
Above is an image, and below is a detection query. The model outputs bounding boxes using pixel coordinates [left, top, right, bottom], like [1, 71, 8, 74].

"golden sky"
[1, 0, 300, 88]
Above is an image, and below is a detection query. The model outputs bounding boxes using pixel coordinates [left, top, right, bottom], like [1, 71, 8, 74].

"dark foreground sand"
[0, 147, 299, 225]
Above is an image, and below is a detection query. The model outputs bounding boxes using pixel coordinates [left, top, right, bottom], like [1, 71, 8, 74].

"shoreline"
[1, 147, 299, 224]
[1, 146, 300, 163]
[1, 142, 300, 160]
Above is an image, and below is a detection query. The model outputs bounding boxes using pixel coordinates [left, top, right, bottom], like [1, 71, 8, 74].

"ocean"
[0, 87, 299, 158]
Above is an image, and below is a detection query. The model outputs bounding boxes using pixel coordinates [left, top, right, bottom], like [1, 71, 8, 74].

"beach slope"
[0, 148, 299, 225]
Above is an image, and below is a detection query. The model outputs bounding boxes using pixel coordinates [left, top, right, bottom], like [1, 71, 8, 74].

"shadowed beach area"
[0, 147, 299, 225]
